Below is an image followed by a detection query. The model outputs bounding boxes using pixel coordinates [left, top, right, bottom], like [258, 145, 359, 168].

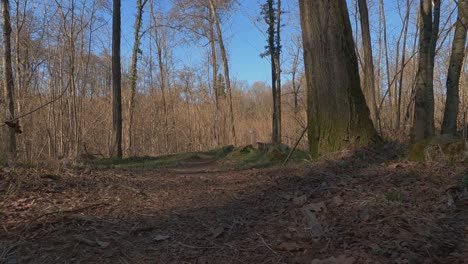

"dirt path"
[1, 150, 467, 263]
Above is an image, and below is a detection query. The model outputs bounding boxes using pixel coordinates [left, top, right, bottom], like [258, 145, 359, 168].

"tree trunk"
[264, 0, 281, 145]
[128, 0, 147, 156]
[112, 0, 123, 158]
[274, 0, 282, 145]
[266, 0, 278, 145]
[357, 0, 378, 125]
[396, 0, 411, 130]
[411, 0, 439, 141]
[441, 0, 467, 135]
[1, 0, 17, 157]
[154, 27, 169, 153]
[380, 0, 393, 129]
[299, 0, 380, 157]
[209, 11, 220, 145]
[209, 13, 219, 108]
[208, 0, 236, 145]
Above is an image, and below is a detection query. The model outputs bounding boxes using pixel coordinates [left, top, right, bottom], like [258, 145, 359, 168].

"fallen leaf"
[210, 227, 224, 238]
[280, 194, 293, 200]
[276, 241, 303, 252]
[197, 256, 209, 264]
[293, 195, 308, 206]
[103, 250, 114, 258]
[74, 236, 97, 246]
[153, 235, 170, 242]
[310, 255, 355, 264]
[388, 163, 403, 169]
[358, 208, 370, 221]
[96, 240, 110, 248]
[303, 201, 326, 213]
[332, 196, 344, 206]
[301, 208, 323, 238]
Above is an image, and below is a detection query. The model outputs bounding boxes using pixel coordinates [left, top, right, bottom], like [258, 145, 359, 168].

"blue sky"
[116, 0, 445, 86]
[119, 0, 302, 85]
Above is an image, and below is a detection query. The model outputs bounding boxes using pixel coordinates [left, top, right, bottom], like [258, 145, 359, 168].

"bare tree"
[128, 0, 149, 156]
[288, 34, 303, 113]
[1, 0, 17, 157]
[396, 0, 412, 130]
[151, 5, 171, 152]
[261, 0, 282, 145]
[208, 0, 236, 145]
[112, 0, 123, 158]
[299, 0, 380, 156]
[357, 0, 378, 125]
[441, 0, 467, 135]
[411, 0, 440, 141]
[380, 0, 393, 128]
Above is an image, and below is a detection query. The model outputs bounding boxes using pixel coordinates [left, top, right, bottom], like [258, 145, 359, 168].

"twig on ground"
[177, 241, 219, 249]
[256, 232, 278, 255]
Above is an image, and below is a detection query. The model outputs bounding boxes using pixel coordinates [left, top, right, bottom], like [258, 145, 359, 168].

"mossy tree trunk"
[262, 0, 282, 146]
[411, 0, 440, 142]
[128, 0, 148, 156]
[299, 0, 380, 157]
[1, 0, 17, 157]
[441, 0, 467, 135]
[357, 0, 378, 126]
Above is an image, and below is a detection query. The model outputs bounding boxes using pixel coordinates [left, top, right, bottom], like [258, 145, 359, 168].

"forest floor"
[0, 145, 468, 264]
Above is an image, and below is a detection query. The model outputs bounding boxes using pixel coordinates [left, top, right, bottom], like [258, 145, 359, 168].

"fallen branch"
[25, 202, 109, 228]
[1, 79, 70, 130]
[177, 242, 219, 249]
[283, 127, 308, 166]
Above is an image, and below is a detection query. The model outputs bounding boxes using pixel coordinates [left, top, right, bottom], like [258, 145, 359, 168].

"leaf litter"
[0, 146, 467, 263]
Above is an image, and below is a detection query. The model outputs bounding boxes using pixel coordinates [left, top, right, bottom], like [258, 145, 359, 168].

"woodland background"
[0, 0, 466, 161]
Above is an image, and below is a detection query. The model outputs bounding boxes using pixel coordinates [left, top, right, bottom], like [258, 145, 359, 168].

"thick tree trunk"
[441, 0, 467, 135]
[208, 0, 236, 145]
[357, 0, 378, 125]
[112, 0, 123, 158]
[411, 0, 439, 141]
[1, 0, 17, 157]
[128, 0, 147, 156]
[299, 0, 380, 157]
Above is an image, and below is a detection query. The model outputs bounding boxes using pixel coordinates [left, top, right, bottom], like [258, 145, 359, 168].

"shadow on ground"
[1, 144, 467, 263]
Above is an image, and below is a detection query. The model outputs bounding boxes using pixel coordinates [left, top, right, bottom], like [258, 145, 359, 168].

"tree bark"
[209, 12, 219, 108]
[396, 0, 411, 130]
[208, 0, 236, 145]
[154, 23, 169, 153]
[380, 0, 393, 129]
[112, 0, 123, 158]
[209, 10, 221, 146]
[411, 0, 439, 141]
[1, 0, 17, 157]
[441, 0, 467, 135]
[299, 0, 380, 157]
[274, 0, 282, 145]
[357, 0, 378, 125]
[128, 0, 148, 156]
[264, 0, 282, 145]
